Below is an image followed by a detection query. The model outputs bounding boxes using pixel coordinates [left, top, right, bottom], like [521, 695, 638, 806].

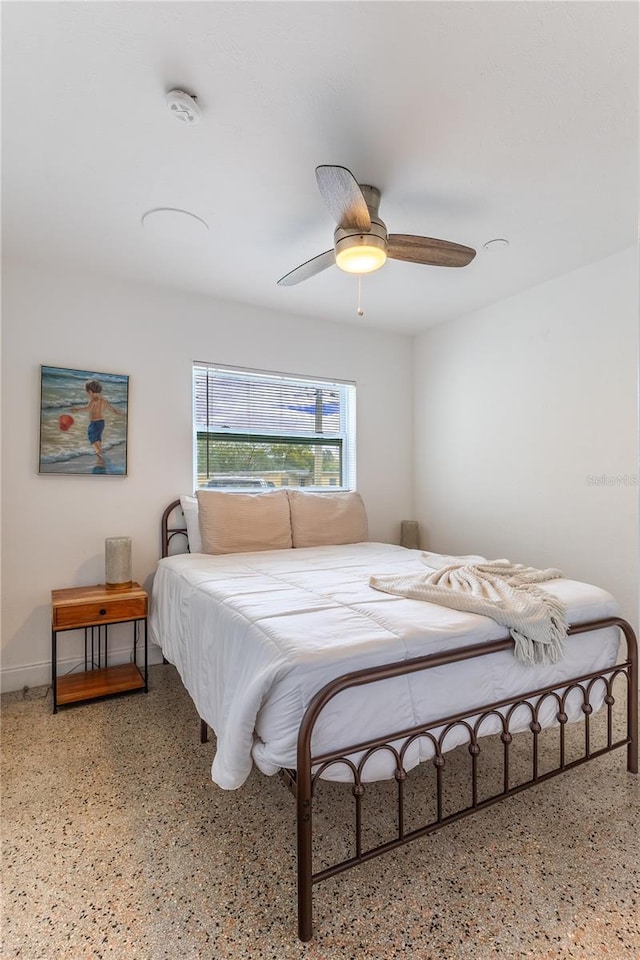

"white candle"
[105, 537, 132, 589]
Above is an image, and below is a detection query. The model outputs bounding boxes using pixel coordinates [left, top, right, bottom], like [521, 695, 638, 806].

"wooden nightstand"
[51, 582, 148, 713]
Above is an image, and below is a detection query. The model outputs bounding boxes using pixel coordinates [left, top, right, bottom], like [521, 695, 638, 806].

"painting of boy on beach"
[39, 366, 129, 475]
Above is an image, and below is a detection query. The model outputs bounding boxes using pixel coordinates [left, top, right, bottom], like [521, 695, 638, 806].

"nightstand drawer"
[51, 584, 148, 630]
[53, 596, 147, 629]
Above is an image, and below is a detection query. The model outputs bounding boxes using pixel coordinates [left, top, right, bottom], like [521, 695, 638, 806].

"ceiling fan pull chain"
[357, 274, 364, 316]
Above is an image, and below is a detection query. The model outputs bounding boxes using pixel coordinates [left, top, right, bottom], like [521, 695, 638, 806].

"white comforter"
[149, 543, 620, 790]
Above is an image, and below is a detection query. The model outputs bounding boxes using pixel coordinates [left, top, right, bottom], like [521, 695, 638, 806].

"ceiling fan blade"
[388, 234, 476, 268]
[277, 249, 336, 286]
[315, 165, 371, 232]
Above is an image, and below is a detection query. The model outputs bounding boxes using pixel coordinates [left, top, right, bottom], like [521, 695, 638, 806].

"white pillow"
[196, 488, 292, 554]
[288, 490, 369, 548]
[179, 495, 203, 553]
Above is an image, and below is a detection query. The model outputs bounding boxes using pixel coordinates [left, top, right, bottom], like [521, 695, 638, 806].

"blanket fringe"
[370, 555, 568, 666]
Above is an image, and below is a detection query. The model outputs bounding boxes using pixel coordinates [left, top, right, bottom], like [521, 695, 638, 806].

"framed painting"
[39, 366, 129, 476]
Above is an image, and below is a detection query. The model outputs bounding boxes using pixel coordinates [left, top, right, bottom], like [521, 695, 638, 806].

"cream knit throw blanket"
[369, 552, 568, 665]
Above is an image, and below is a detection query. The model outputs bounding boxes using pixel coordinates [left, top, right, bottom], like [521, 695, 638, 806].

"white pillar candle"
[105, 537, 132, 589]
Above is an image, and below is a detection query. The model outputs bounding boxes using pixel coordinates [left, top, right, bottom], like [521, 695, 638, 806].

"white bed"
[153, 493, 638, 940]
[149, 540, 621, 790]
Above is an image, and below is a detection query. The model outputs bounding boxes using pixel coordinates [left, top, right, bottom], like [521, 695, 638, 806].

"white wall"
[1, 258, 414, 691]
[5, 248, 636, 694]
[414, 246, 639, 628]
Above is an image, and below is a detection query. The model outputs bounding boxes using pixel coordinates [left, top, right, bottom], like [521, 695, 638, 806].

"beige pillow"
[196, 489, 292, 554]
[288, 490, 368, 548]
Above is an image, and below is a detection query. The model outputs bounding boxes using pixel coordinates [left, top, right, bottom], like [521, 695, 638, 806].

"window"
[193, 363, 356, 491]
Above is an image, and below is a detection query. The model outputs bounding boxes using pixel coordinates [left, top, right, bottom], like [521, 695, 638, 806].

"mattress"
[149, 542, 620, 790]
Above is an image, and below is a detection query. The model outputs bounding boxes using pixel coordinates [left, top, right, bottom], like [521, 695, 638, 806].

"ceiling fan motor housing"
[334, 181, 388, 272]
[334, 218, 387, 247]
[334, 183, 387, 264]
[334, 220, 387, 257]
[334, 209, 388, 273]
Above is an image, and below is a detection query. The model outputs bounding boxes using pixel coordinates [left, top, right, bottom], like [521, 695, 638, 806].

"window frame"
[192, 362, 356, 493]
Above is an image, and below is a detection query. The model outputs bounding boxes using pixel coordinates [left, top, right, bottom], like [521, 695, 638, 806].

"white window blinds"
[193, 363, 356, 491]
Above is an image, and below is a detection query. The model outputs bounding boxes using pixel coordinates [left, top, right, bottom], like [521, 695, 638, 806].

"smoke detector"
[166, 89, 201, 124]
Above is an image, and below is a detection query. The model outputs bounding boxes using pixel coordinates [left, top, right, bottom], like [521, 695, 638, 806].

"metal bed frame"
[160, 498, 638, 941]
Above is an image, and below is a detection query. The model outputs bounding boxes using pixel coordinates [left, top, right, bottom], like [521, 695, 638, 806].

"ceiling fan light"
[335, 234, 387, 274]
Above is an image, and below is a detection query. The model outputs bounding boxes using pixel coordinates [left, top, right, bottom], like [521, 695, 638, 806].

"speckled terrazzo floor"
[2, 665, 639, 960]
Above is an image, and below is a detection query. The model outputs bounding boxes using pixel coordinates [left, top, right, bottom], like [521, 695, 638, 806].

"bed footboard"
[158, 502, 638, 941]
[295, 617, 638, 941]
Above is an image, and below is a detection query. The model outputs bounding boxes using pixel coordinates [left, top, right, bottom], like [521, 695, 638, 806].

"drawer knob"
[99, 608, 107, 616]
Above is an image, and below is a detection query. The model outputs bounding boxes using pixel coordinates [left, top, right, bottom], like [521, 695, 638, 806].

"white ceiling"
[2, 1, 638, 335]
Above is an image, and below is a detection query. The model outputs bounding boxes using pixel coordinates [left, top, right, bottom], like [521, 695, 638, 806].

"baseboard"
[1, 646, 164, 695]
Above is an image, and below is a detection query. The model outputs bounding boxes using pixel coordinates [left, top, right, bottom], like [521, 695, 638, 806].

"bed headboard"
[161, 499, 188, 558]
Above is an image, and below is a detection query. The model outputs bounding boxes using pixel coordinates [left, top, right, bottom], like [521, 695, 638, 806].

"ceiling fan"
[277, 164, 476, 286]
